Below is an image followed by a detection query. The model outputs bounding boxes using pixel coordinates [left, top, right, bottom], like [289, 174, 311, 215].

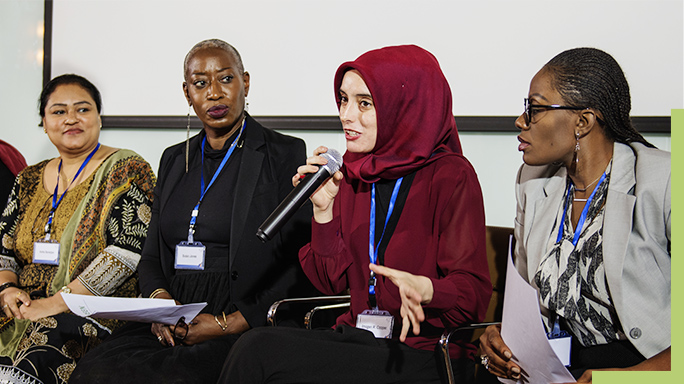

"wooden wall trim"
[100, 115, 671, 133]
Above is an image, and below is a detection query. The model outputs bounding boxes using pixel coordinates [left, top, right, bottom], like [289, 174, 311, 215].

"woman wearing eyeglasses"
[478, 47, 670, 383]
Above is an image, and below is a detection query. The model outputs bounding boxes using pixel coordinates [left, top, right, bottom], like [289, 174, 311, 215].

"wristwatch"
[60, 286, 72, 294]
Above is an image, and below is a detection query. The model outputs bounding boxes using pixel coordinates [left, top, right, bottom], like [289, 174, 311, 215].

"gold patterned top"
[0, 150, 156, 300]
[12, 164, 93, 292]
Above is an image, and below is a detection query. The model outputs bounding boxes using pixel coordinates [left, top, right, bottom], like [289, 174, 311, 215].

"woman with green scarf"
[0, 74, 155, 384]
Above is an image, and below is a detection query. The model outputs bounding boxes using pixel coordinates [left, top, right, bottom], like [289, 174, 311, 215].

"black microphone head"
[320, 148, 343, 174]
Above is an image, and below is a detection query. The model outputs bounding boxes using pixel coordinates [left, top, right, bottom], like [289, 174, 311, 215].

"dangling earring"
[244, 97, 249, 113]
[574, 131, 580, 165]
[185, 105, 191, 173]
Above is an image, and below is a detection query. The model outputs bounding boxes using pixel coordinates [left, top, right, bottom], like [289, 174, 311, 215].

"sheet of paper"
[62, 294, 207, 325]
[499, 237, 576, 384]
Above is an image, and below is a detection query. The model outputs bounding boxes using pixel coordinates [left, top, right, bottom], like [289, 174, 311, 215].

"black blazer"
[138, 114, 312, 327]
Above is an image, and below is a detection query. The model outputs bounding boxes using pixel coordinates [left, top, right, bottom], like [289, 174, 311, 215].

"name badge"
[175, 241, 206, 270]
[356, 309, 394, 338]
[33, 239, 60, 265]
[547, 329, 572, 366]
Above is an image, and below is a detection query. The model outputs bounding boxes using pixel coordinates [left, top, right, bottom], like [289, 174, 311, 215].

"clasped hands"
[0, 287, 67, 320]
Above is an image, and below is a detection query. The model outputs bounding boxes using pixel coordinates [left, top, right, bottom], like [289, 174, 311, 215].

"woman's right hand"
[479, 324, 522, 380]
[149, 291, 180, 346]
[151, 322, 177, 347]
[292, 146, 343, 224]
[0, 287, 31, 319]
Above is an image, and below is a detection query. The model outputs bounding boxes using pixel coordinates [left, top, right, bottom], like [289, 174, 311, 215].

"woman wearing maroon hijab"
[219, 45, 491, 383]
[0, 140, 27, 205]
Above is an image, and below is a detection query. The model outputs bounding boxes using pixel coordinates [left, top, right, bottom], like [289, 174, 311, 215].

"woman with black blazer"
[70, 39, 312, 384]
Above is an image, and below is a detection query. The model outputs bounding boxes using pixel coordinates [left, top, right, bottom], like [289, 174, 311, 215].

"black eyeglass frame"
[173, 316, 188, 341]
[523, 98, 589, 126]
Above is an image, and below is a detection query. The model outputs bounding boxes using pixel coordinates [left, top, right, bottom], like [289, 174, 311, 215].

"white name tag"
[548, 334, 572, 366]
[356, 309, 394, 339]
[33, 240, 60, 265]
[175, 241, 206, 270]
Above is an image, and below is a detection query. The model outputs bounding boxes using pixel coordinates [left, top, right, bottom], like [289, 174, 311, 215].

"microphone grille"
[320, 148, 343, 174]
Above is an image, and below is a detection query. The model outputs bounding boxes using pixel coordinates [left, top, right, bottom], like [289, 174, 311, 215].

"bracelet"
[0, 282, 17, 294]
[149, 288, 169, 299]
[214, 315, 227, 332]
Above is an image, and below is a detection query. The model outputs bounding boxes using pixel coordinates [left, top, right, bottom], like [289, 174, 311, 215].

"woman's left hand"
[177, 311, 250, 346]
[368, 263, 433, 342]
[18, 294, 67, 321]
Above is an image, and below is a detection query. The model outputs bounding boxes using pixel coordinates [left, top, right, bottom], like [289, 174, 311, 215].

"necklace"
[572, 172, 603, 193]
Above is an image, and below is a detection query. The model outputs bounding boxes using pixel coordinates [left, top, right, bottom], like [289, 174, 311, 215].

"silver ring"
[157, 335, 163, 342]
[480, 354, 490, 370]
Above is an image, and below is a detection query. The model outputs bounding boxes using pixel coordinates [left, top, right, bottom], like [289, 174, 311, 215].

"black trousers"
[568, 339, 645, 379]
[218, 325, 475, 384]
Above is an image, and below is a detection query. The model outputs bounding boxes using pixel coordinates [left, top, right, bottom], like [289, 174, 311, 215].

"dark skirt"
[69, 321, 240, 384]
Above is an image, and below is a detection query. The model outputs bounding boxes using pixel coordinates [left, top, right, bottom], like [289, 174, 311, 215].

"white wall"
[0, 0, 677, 227]
[49, 0, 683, 117]
[0, 0, 47, 166]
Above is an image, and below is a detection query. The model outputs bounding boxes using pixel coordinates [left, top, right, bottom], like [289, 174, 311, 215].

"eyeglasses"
[173, 316, 188, 341]
[523, 98, 587, 126]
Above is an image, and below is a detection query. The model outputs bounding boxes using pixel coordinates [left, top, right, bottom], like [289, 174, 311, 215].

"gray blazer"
[513, 141, 670, 359]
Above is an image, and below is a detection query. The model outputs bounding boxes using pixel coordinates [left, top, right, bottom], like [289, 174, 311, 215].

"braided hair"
[543, 47, 653, 147]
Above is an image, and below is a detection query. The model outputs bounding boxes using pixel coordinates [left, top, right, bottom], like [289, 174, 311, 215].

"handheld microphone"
[256, 149, 343, 242]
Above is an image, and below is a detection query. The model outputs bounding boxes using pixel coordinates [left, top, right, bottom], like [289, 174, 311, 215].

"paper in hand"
[62, 294, 206, 325]
[498, 236, 576, 383]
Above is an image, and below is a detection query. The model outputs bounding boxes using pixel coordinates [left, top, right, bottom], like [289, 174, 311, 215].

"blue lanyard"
[368, 177, 403, 297]
[556, 172, 608, 246]
[45, 143, 101, 239]
[187, 121, 245, 242]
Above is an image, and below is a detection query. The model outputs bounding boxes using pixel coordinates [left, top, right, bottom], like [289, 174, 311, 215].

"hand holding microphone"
[257, 147, 343, 242]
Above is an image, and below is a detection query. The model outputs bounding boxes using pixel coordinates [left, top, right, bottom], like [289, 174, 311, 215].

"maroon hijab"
[334, 45, 462, 183]
[0, 139, 27, 176]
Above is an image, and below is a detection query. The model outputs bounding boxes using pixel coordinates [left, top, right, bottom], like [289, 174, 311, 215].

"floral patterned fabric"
[0, 150, 155, 384]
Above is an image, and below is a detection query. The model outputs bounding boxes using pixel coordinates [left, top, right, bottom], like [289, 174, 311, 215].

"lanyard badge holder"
[34, 143, 101, 265]
[545, 173, 607, 366]
[175, 122, 244, 271]
[33, 215, 60, 265]
[547, 317, 572, 366]
[175, 207, 206, 270]
[356, 178, 402, 339]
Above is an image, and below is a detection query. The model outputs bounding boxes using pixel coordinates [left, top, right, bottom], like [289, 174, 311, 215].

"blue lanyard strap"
[368, 177, 403, 301]
[45, 143, 101, 239]
[188, 120, 245, 242]
[556, 172, 608, 246]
